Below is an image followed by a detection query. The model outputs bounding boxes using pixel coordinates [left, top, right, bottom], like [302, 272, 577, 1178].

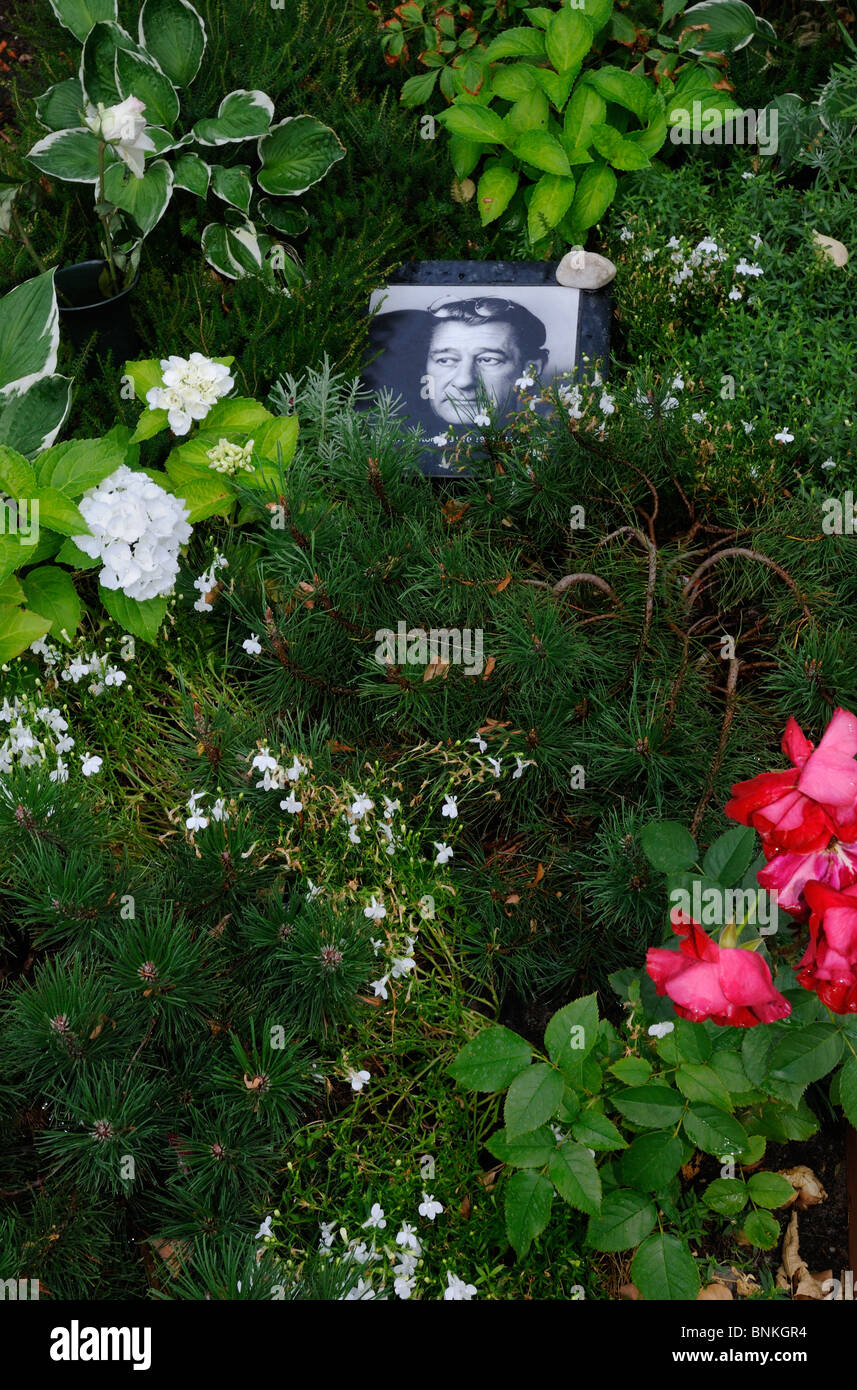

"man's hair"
[426, 296, 547, 366]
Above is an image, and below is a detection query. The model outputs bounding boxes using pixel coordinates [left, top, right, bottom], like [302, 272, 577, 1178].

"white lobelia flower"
[487, 756, 502, 777]
[242, 633, 262, 655]
[395, 1223, 421, 1254]
[648, 1021, 675, 1039]
[72, 466, 191, 601]
[468, 734, 487, 753]
[347, 1068, 371, 1092]
[370, 976, 389, 1000]
[441, 794, 458, 819]
[383, 797, 400, 819]
[255, 1216, 274, 1240]
[394, 1253, 418, 1278]
[774, 428, 794, 444]
[285, 756, 306, 782]
[433, 841, 453, 865]
[363, 1204, 386, 1231]
[319, 1222, 337, 1249]
[210, 797, 229, 822]
[363, 895, 387, 922]
[734, 259, 763, 277]
[512, 755, 534, 779]
[473, 412, 491, 428]
[390, 953, 415, 980]
[350, 794, 374, 819]
[280, 791, 302, 814]
[418, 1192, 444, 1221]
[145, 353, 235, 437]
[49, 757, 69, 783]
[81, 753, 103, 776]
[83, 96, 156, 178]
[598, 391, 615, 416]
[251, 747, 278, 773]
[394, 1275, 415, 1300]
[443, 1271, 477, 1300]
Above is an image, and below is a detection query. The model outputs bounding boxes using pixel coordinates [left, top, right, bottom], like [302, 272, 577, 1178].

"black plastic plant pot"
[55, 259, 140, 360]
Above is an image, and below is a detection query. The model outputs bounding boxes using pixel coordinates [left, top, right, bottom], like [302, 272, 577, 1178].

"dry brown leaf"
[777, 1209, 828, 1299]
[482, 654, 496, 680]
[812, 230, 848, 267]
[779, 1165, 827, 1209]
[493, 571, 512, 593]
[459, 1195, 472, 1219]
[618, 1284, 641, 1300]
[528, 862, 546, 886]
[423, 660, 450, 682]
[698, 1283, 733, 1300]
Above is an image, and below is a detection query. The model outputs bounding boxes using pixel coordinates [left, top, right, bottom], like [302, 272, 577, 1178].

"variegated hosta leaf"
[257, 115, 346, 197]
[103, 158, 174, 237]
[80, 21, 140, 108]
[47, 0, 117, 43]
[210, 164, 253, 214]
[139, 0, 206, 88]
[173, 152, 211, 196]
[27, 127, 102, 184]
[0, 376, 74, 458]
[257, 197, 309, 236]
[114, 45, 180, 129]
[35, 77, 86, 132]
[0, 179, 20, 235]
[192, 89, 275, 146]
[201, 219, 303, 294]
[0, 271, 60, 394]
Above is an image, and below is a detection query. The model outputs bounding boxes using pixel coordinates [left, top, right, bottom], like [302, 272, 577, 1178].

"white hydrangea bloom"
[146, 353, 235, 436]
[73, 466, 192, 601]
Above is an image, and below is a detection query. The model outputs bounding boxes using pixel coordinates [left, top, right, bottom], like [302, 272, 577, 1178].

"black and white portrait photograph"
[362, 282, 583, 474]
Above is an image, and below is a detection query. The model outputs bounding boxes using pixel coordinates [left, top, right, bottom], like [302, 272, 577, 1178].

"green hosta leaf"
[173, 152, 211, 197]
[27, 128, 101, 185]
[504, 1063, 564, 1137]
[193, 89, 275, 146]
[703, 1177, 748, 1216]
[81, 22, 138, 108]
[139, 0, 207, 88]
[103, 159, 174, 238]
[566, 161, 617, 232]
[676, 1064, 733, 1112]
[702, 824, 757, 886]
[490, 64, 538, 101]
[211, 164, 253, 214]
[505, 1170, 553, 1257]
[583, 65, 653, 122]
[35, 437, 125, 497]
[98, 586, 167, 641]
[0, 445, 37, 498]
[632, 1234, 700, 1301]
[486, 1124, 556, 1168]
[544, 994, 598, 1077]
[586, 1189, 657, 1252]
[741, 1208, 780, 1250]
[35, 78, 86, 132]
[609, 1057, 652, 1086]
[549, 1142, 601, 1216]
[0, 375, 73, 459]
[0, 603, 53, 662]
[612, 1085, 684, 1128]
[683, 1104, 749, 1157]
[838, 1055, 857, 1128]
[571, 1110, 626, 1150]
[449, 1025, 532, 1092]
[682, 0, 764, 54]
[33, 487, 89, 537]
[115, 47, 180, 129]
[484, 27, 546, 60]
[527, 172, 576, 244]
[769, 1025, 843, 1084]
[257, 116, 346, 196]
[640, 820, 697, 872]
[511, 130, 570, 176]
[746, 1171, 795, 1210]
[545, 7, 593, 71]
[437, 100, 508, 146]
[20, 566, 82, 642]
[47, 0, 117, 42]
[256, 199, 309, 237]
[620, 1132, 684, 1192]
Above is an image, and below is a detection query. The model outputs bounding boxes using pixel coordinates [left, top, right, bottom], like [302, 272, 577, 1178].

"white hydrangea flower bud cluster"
[145, 353, 235, 436]
[73, 465, 192, 601]
[205, 437, 255, 476]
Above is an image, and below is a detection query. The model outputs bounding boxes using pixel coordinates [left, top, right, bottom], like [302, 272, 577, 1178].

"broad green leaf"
[527, 172, 576, 243]
[81, 22, 139, 109]
[400, 70, 440, 107]
[33, 487, 89, 537]
[590, 122, 652, 170]
[36, 437, 126, 497]
[139, 0, 207, 88]
[544, 994, 598, 1076]
[115, 47, 180, 129]
[565, 160, 617, 232]
[673, 1018, 713, 1064]
[486, 1124, 556, 1168]
[484, 27, 546, 60]
[549, 1142, 601, 1216]
[203, 398, 272, 432]
[35, 78, 86, 132]
[250, 417, 299, 470]
[708, 1049, 755, 1098]
[751, 1099, 819, 1144]
[173, 152, 211, 197]
[632, 1234, 700, 1301]
[210, 164, 253, 215]
[124, 358, 166, 402]
[529, 65, 578, 110]
[741, 1208, 780, 1250]
[742, 1026, 773, 1085]
[490, 64, 539, 102]
[0, 271, 60, 394]
[0, 603, 52, 662]
[586, 1189, 656, 1252]
[0, 375, 73, 459]
[702, 824, 757, 886]
[683, 1104, 749, 1157]
[571, 1110, 626, 1150]
[769, 1024, 843, 1085]
[55, 536, 100, 570]
[609, 1057, 652, 1086]
[193, 89, 275, 146]
[448, 135, 482, 179]
[0, 445, 37, 498]
[504, 1063, 564, 1137]
[640, 820, 697, 873]
[746, 1171, 795, 1210]
[437, 100, 508, 146]
[98, 586, 167, 641]
[0, 574, 24, 604]
[564, 85, 607, 150]
[611, 1085, 684, 1128]
[448, 1025, 532, 1092]
[505, 89, 550, 136]
[173, 475, 233, 523]
[256, 198, 309, 237]
[130, 409, 169, 443]
[47, 0, 117, 42]
[838, 1055, 857, 1128]
[257, 115, 346, 197]
[583, 65, 653, 121]
[583, 0, 614, 28]
[505, 1170, 553, 1257]
[511, 130, 571, 176]
[103, 158, 174, 237]
[545, 7, 593, 72]
[20, 566, 82, 642]
[675, 1064, 733, 1112]
[703, 1177, 748, 1216]
[620, 1132, 684, 1192]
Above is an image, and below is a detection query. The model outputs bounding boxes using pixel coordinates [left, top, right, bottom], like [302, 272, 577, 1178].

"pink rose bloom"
[758, 840, 857, 920]
[726, 709, 857, 855]
[646, 911, 791, 1028]
[799, 880, 857, 1014]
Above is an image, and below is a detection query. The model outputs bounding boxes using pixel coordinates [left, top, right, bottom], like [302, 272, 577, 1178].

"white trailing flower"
[73, 466, 192, 601]
[83, 96, 155, 178]
[205, 437, 255, 476]
[146, 353, 235, 436]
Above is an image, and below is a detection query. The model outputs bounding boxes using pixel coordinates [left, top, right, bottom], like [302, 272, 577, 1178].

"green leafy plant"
[14, 0, 345, 293]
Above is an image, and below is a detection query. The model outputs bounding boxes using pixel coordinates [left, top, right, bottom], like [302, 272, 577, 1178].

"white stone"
[811, 230, 848, 267]
[555, 248, 617, 289]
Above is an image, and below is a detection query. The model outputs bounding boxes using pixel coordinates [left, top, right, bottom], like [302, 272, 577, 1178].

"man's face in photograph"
[425, 319, 536, 425]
